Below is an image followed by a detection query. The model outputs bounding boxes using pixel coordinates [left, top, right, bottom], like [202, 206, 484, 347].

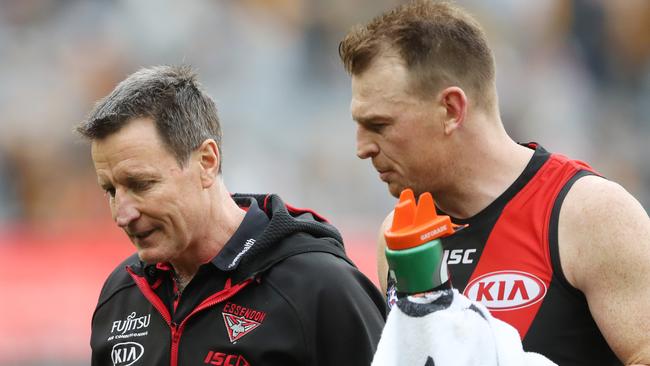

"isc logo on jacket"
[203, 351, 250, 366]
[463, 271, 547, 311]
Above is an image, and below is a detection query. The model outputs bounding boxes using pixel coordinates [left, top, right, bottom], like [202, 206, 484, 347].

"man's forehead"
[354, 51, 408, 82]
[350, 92, 407, 122]
[94, 157, 160, 182]
[353, 62, 407, 92]
[91, 138, 170, 183]
[352, 55, 411, 96]
[351, 75, 413, 121]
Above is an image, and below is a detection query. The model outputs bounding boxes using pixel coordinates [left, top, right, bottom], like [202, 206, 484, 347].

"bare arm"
[559, 175, 650, 365]
[377, 211, 394, 296]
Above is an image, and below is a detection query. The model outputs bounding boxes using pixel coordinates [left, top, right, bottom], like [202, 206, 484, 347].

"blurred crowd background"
[0, 0, 648, 364]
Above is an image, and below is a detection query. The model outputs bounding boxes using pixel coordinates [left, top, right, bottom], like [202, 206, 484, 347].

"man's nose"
[356, 127, 379, 159]
[112, 190, 141, 228]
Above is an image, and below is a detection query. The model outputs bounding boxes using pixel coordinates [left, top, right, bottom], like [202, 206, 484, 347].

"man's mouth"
[131, 229, 156, 240]
[378, 170, 392, 182]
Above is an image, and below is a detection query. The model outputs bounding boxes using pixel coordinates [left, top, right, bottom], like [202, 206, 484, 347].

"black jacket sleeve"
[266, 251, 387, 365]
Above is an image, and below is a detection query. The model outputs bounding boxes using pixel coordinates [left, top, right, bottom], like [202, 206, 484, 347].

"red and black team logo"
[221, 302, 267, 343]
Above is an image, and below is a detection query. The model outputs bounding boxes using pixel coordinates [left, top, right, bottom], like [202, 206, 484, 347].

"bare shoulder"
[376, 210, 394, 295]
[559, 175, 650, 289]
[558, 175, 650, 363]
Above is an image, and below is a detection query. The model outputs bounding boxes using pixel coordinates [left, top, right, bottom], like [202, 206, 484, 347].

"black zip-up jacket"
[91, 194, 386, 366]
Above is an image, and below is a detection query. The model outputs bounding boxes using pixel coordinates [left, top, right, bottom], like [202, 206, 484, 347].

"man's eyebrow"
[96, 175, 111, 188]
[123, 172, 159, 182]
[96, 172, 159, 190]
[353, 114, 391, 124]
[99, 181, 113, 190]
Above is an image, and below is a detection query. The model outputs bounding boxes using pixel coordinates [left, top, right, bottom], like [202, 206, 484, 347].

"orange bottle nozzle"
[391, 189, 416, 232]
[385, 188, 456, 250]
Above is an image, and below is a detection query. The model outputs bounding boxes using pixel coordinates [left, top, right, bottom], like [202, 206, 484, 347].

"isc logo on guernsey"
[463, 270, 547, 311]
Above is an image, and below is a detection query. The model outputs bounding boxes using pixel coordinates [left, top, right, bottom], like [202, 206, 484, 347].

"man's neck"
[173, 271, 191, 294]
[435, 137, 534, 219]
[170, 189, 246, 287]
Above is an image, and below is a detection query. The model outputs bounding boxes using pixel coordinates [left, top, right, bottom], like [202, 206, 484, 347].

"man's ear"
[439, 86, 467, 135]
[195, 139, 220, 188]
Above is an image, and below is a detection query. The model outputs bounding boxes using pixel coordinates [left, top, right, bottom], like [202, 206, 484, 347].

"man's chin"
[136, 249, 166, 265]
[387, 182, 405, 198]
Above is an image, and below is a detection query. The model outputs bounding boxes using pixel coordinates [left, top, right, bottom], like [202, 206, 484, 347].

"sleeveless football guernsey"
[401, 144, 620, 365]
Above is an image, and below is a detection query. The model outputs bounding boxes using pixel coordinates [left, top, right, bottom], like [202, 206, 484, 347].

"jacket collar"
[212, 197, 269, 271]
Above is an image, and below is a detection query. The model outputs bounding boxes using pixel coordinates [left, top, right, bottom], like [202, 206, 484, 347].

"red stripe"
[127, 267, 252, 366]
[263, 195, 270, 212]
[127, 267, 172, 325]
[156, 262, 172, 270]
[463, 155, 589, 338]
[151, 277, 163, 290]
[285, 203, 330, 223]
[261, 194, 329, 223]
[173, 279, 252, 365]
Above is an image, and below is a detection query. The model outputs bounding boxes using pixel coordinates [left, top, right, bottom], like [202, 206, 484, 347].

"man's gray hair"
[77, 65, 223, 169]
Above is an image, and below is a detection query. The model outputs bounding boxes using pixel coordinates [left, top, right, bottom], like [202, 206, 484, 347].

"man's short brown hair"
[339, 0, 495, 109]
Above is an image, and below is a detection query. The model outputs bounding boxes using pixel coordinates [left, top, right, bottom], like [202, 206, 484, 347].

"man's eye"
[132, 180, 154, 191]
[368, 123, 387, 133]
[104, 187, 116, 198]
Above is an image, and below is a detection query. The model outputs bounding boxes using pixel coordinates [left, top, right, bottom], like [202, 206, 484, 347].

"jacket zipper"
[127, 267, 252, 366]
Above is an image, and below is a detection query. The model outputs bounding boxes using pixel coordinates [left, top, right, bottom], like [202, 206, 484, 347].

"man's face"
[351, 54, 449, 197]
[91, 118, 205, 264]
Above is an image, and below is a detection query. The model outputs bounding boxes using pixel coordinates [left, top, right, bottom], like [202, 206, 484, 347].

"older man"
[80, 65, 385, 366]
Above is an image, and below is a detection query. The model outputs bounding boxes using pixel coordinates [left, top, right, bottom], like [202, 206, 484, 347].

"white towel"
[372, 289, 556, 366]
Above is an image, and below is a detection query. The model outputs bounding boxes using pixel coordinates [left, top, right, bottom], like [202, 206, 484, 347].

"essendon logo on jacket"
[222, 302, 266, 342]
[463, 270, 547, 311]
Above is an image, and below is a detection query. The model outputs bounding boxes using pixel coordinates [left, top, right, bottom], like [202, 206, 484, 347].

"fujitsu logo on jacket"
[111, 312, 151, 334]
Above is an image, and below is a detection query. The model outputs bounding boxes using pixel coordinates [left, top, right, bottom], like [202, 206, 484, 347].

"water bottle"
[384, 188, 459, 294]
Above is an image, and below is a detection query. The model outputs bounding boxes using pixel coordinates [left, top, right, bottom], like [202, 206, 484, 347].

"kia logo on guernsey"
[111, 342, 144, 366]
[463, 270, 547, 311]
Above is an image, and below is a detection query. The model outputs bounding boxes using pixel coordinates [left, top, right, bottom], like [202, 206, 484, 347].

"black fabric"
[394, 280, 452, 301]
[93, 253, 140, 316]
[231, 193, 344, 268]
[468, 304, 487, 320]
[548, 170, 595, 298]
[212, 197, 270, 271]
[396, 289, 454, 317]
